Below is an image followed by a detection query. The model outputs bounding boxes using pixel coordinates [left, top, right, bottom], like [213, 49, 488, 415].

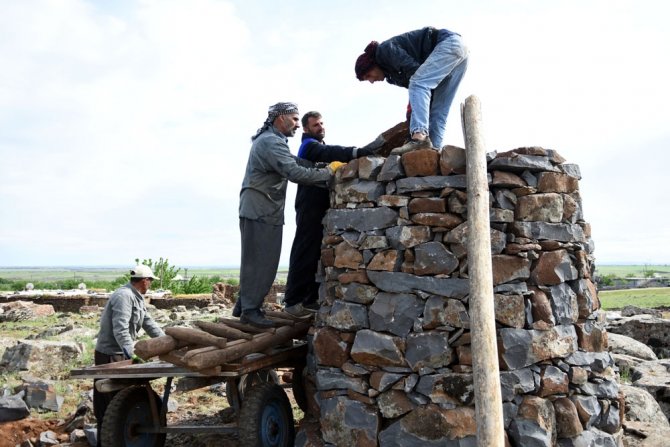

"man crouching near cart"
[93, 264, 165, 446]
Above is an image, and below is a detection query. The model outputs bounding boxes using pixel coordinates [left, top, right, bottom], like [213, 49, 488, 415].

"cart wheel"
[238, 383, 295, 447]
[226, 369, 279, 409]
[291, 364, 309, 413]
[101, 386, 166, 447]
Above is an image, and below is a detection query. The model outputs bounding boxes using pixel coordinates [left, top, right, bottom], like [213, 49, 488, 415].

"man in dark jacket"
[283, 111, 383, 317]
[355, 26, 468, 153]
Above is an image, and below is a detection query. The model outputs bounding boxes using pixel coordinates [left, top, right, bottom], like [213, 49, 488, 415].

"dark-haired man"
[283, 111, 383, 317]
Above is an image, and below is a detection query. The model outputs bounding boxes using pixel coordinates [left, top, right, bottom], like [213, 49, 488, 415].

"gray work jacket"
[239, 126, 332, 225]
[95, 283, 164, 356]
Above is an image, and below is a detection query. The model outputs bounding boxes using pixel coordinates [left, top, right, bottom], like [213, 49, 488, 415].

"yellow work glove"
[327, 161, 347, 173]
[131, 354, 146, 364]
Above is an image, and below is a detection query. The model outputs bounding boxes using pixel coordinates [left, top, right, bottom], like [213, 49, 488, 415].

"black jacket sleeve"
[301, 141, 357, 163]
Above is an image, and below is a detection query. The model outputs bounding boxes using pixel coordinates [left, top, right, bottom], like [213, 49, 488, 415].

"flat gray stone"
[510, 221, 586, 243]
[396, 175, 467, 194]
[325, 207, 398, 232]
[367, 270, 469, 299]
[489, 154, 560, 172]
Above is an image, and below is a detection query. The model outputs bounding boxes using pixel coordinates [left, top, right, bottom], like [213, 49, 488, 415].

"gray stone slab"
[367, 270, 469, 299]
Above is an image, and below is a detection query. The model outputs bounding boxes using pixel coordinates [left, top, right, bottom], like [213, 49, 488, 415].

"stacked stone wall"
[309, 147, 622, 446]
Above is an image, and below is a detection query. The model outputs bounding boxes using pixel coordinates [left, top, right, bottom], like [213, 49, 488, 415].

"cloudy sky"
[1, 0, 668, 268]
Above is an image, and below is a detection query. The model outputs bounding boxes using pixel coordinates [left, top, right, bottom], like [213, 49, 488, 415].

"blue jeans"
[408, 34, 468, 148]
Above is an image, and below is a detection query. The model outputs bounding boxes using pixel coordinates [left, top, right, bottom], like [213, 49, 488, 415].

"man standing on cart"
[93, 264, 165, 446]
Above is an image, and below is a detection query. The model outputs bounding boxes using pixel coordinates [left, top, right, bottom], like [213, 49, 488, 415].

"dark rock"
[405, 332, 452, 371]
[326, 300, 369, 331]
[385, 225, 432, 249]
[489, 153, 560, 172]
[0, 393, 30, 422]
[370, 371, 405, 392]
[571, 395, 601, 429]
[367, 270, 469, 299]
[338, 283, 378, 305]
[377, 389, 415, 418]
[350, 329, 405, 367]
[416, 372, 474, 405]
[359, 156, 385, 180]
[554, 397, 583, 438]
[492, 255, 531, 285]
[508, 396, 556, 447]
[510, 221, 586, 243]
[401, 149, 440, 177]
[413, 241, 459, 275]
[316, 368, 368, 394]
[537, 172, 579, 193]
[499, 368, 537, 401]
[378, 155, 405, 181]
[369, 293, 422, 337]
[320, 396, 379, 447]
[499, 325, 577, 370]
[544, 282, 579, 325]
[516, 193, 565, 223]
[494, 293, 526, 328]
[325, 207, 398, 232]
[396, 175, 468, 194]
[313, 326, 350, 368]
[440, 145, 466, 175]
[531, 249, 578, 286]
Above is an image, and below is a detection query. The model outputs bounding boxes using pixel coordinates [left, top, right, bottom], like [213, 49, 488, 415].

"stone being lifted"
[302, 144, 621, 447]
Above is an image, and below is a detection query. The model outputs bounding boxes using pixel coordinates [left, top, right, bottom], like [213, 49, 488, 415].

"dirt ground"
[0, 418, 74, 447]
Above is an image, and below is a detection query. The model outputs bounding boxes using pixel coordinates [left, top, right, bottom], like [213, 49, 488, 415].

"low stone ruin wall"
[309, 147, 622, 446]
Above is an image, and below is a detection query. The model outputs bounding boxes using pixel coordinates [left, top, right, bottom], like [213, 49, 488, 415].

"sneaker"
[240, 309, 274, 328]
[284, 303, 313, 319]
[390, 136, 433, 155]
[303, 302, 320, 312]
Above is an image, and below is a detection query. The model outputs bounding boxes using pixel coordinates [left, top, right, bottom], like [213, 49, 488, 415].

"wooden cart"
[70, 340, 309, 447]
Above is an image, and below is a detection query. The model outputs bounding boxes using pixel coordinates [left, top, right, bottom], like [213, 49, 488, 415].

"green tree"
[135, 257, 181, 290]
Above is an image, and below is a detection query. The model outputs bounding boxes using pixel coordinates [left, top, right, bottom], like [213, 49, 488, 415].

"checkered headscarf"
[251, 102, 299, 141]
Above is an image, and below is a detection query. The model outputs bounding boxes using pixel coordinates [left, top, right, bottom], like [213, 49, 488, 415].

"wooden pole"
[461, 95, 505, 447]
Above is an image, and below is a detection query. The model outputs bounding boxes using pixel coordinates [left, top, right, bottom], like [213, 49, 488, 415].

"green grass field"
[0, 266, 288, 284]
[598, 287, 670, 310]
[595, 264, 670, 278]
[2, 266, 669, 309]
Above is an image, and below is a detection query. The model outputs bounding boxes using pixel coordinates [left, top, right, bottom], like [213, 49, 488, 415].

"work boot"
[240, 309, 274, 328]
[232, 300, 241, 317]
[390, 136, 434, 155]
[284, 303, 313, 319]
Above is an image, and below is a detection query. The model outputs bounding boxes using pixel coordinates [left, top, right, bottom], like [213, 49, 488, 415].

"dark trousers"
[238, 217, 283, 312]
[284, 206, 325, 307]
[93, 350, 125, 447]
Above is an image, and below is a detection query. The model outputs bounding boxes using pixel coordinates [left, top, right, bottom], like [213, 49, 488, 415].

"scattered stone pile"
[308, 146, 622, 446]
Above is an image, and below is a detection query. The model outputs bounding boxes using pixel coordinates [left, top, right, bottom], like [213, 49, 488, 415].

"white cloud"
[1, 0, 669, 266]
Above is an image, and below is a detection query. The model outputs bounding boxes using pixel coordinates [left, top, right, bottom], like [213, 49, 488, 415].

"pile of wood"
[134, 311, 312, 374]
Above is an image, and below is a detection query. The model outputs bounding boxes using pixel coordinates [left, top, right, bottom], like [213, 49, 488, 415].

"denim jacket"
[239, 126, 331, 225]
[95, 283, 164, 356]
[375, 27, 454, 88]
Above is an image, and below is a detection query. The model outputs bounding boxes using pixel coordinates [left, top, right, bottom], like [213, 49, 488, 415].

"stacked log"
[311, 146, 621, 446]
[134, 313, 312, 374]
